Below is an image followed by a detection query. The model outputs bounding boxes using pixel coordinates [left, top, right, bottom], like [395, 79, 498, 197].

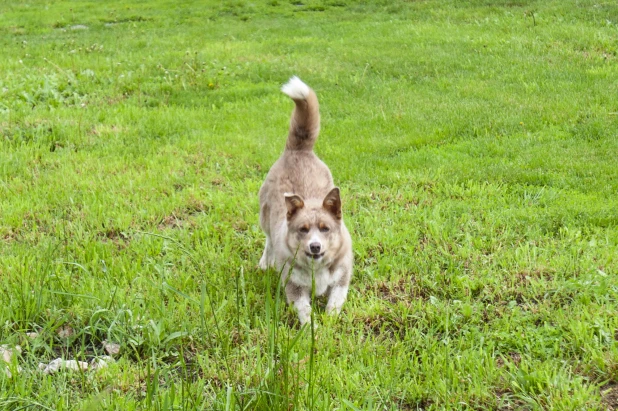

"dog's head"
[284, 188, 343, 266]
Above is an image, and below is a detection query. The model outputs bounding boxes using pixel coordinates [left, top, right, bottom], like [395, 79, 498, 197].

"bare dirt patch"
[515, 267, 555, 283]
[496, 352, 522, 368]
[158, 197, 210, 230]
[159, 214, 184, 229]
[494, 387, 529, 410]
[374, 277, 430, 304]
[98, 227, 130, 248]
[602, 382, 618, 410]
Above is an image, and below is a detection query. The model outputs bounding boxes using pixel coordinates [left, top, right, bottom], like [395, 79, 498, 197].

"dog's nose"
[309, 242, 321, 254]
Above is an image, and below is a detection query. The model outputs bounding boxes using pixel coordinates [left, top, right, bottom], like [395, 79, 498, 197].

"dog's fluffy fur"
[258, 77, 353, 325]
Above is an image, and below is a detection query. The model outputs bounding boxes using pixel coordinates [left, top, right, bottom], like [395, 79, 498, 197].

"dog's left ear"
[322, 187, 342, 220]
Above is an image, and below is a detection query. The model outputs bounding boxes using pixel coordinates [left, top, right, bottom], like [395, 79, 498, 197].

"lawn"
[1, 0, 617, 409]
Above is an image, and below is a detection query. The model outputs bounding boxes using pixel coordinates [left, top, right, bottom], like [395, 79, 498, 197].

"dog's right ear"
[284, 193, 305, 220]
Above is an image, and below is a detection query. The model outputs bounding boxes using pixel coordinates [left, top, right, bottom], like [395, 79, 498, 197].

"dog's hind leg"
[258, 203, 273, 270]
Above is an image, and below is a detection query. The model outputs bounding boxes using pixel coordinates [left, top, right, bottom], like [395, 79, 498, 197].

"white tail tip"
[281, 76, 310, 100]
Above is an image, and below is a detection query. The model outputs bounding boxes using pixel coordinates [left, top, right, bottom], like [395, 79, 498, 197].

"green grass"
[1, 0, 618, 409]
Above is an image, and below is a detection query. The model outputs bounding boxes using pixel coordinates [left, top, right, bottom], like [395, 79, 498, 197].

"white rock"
[39, 358, 88, 374]
[0, 346, 12, 364]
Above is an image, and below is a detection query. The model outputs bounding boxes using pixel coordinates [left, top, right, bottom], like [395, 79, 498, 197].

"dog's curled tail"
[281, 76, 320, 151]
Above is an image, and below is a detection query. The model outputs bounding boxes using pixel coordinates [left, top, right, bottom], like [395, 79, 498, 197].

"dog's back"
[259, 77, 333, 238]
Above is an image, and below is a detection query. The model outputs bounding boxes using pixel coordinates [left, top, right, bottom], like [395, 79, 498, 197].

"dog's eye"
[299, 226, 309, 234]
[319, 226, 330, 233]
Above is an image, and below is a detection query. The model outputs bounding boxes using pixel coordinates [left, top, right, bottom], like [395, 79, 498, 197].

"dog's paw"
[300, 317, 319, 331]
[296, 303, 312, 327]
[325, 304, 342, 315]
[325, 285, 348, 316]
[258, 255, 272, 271]
[298, 312, 311, 326]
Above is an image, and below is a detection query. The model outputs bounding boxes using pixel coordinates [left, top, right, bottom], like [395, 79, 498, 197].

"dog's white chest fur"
[289, 265, 344, 297]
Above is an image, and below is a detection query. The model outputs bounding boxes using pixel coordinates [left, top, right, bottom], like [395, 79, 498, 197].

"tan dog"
[258, 77, 353, 325]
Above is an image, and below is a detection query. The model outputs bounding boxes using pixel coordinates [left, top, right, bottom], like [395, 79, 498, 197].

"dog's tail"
[281, 76, 320, 151]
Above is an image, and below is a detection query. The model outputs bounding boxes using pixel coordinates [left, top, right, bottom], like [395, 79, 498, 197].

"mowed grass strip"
[1, 0, 617, 409]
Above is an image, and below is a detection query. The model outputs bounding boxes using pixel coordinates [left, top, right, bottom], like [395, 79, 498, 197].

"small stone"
[70, 25, 88, 30]
[0, 345, 12, 364]
[102, 340, 121, 356]
[57, 325, 74, 338]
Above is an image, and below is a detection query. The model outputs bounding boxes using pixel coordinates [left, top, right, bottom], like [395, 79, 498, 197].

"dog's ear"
[322, 187, 341, 220]
[284, 193, 305, 220]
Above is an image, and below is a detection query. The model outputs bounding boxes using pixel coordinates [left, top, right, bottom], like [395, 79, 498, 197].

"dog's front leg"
[326, 284, 349, 315]
[285, 282, 312, 326]
[326, 267, 351, 315]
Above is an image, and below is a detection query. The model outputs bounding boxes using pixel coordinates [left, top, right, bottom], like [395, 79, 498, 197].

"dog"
[258, 77, 353, 326]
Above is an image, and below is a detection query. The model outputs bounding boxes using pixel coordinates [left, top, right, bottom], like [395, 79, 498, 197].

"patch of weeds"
[1, 121, 55, 147]
[305, 5, 326, 12]
[507, 362, 602, 409]
[100, 15, 151, 25]
[570, 112, 613, 141]
[1, 72, 86, 110]
[216, 0, 255, 20]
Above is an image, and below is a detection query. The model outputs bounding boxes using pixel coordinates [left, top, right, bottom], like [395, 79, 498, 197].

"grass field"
[1, 0, 618, 409]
